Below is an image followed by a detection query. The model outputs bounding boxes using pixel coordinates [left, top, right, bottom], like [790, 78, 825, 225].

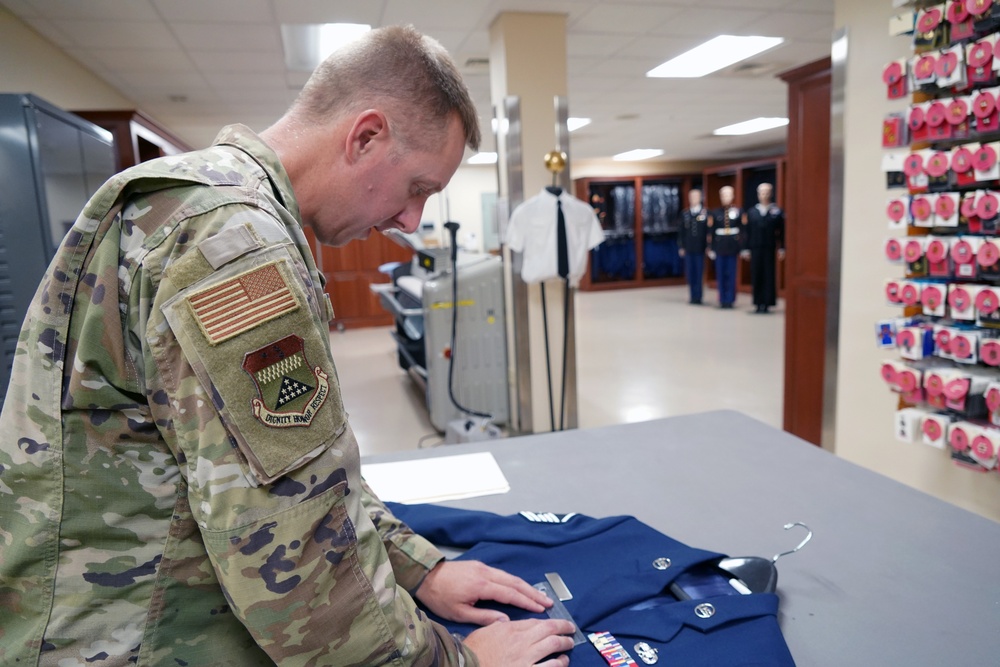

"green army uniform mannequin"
[0, 26, 572, 667]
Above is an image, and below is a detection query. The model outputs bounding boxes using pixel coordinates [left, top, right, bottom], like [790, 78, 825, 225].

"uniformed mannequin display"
[742, 183, 785, 314]
[708, 185, 743, 309]
[678, 188, 709, 305]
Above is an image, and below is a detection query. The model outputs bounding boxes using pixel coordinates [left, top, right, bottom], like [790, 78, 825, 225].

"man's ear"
[345, 110, 388, 164]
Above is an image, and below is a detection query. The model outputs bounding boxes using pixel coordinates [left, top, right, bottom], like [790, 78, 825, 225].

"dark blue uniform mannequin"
[680, 192, 709, 305]
[390, 503, 796, 667]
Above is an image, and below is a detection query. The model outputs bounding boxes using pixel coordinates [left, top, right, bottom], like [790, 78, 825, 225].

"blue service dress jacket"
[388, 503, 796, 667]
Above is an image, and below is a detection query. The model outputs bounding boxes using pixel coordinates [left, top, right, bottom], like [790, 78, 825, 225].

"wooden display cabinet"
[702, 157, 788, 297]
[305, 227, 414, 330]
[72, 109, 191, 171]
[575, 174, 702, 291]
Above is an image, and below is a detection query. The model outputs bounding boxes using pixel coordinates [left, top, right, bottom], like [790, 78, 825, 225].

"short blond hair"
[294, 25, 481, 151]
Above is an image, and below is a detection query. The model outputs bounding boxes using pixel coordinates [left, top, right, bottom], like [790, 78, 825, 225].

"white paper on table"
[361, 452, 510, 504]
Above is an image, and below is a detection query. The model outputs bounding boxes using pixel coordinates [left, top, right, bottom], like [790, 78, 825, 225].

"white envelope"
[895, 408, 925, 444]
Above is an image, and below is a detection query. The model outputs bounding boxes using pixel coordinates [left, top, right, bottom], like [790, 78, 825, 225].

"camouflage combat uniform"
[0, 125, 477, 667]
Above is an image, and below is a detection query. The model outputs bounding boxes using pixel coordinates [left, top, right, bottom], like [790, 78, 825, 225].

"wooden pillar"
[779, 57, 832, 446]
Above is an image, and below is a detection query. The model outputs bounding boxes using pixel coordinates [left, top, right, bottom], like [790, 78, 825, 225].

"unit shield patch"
[243, 334, 329, 427]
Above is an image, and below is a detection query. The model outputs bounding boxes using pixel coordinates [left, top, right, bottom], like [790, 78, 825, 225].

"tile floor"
[330, 285, 785, 457]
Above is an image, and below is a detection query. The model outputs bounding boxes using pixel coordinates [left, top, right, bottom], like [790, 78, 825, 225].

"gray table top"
[363, 410, 1000, 666]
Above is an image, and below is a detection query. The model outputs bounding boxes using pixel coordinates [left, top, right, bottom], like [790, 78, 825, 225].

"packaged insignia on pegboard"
[915, 4, 949, 52]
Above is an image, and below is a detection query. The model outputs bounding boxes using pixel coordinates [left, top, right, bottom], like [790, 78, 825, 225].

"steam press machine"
[371, 230, 509, 432]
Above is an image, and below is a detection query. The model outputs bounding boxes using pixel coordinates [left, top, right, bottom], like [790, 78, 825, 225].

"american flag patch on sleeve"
[187, 261, 299, 344]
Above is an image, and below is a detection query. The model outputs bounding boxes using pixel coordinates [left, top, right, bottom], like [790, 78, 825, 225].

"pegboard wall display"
[879, 0, 1000, 474]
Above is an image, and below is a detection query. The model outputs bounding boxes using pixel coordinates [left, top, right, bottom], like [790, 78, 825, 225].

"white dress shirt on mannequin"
[505, 187, 604, 286]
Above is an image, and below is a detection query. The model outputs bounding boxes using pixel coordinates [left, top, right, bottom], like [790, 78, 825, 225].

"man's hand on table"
[465, 618, 575, 667]
[415, 560, 552, 624]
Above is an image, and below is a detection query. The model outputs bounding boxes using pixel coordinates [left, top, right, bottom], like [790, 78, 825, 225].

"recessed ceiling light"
[613, 149, 664, 162]
[467, 152, 498, 164]
[568, 117, 591, 131]
[713, 117, 789, 136]
[281, 23, 372, 72]
[647, 35, 784, 78]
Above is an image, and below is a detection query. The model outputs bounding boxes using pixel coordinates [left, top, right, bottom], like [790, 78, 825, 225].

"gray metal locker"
[0, 94, 116, 403]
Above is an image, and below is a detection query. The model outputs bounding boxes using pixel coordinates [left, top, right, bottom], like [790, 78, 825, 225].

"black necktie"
[556, 199, 569, 279]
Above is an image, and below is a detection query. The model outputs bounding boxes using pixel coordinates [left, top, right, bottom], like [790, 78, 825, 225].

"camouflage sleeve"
[361, 478, 445, 592]
[140, 201, 476, 666]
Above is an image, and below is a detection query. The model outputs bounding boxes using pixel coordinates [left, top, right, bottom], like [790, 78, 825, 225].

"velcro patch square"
[187, 261, 298, 344]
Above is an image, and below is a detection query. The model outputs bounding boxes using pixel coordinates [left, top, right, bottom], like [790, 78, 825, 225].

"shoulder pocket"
[161, 245, 345, 485]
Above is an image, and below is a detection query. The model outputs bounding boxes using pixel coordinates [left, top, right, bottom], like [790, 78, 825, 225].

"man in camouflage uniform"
[0, 26, 573, 667]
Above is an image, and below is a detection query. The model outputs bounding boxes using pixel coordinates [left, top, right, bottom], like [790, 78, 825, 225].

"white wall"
[0, 6, 133, 110]
[834, 0, 1000, 522]
[423, 165, 498, 252]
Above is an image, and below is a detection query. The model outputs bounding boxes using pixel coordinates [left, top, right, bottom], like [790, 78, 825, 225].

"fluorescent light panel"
[567, 117, 591, 131]
[613, 149, 664, 162]
[647, 35, 784, 78]
[713, 117, 789, 136]
[467, 152, 498, 164]
[281, 23, 371, 71]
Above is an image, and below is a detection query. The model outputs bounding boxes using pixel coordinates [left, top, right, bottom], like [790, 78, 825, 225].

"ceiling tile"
[85, 48, 198, 72]
[271, 0, 386, 25]
[151, 0, 273, 23]
[383, 0, 493, 30]
[19, 16, 79, 47]
[114, 69, 211, 91]
[756, 39, 830, 66]
[0, 0, 43, 17]
[781, 0, 835, 12]
[1, 0, 830, 161]
[202, 70, 288, 91]
[742, 9, 834, 36]
[615, 35, 702, 60]
[187, 49, 286, 73]
[285, 71, 312, 89]
[422, 28, 468, 53]
[652, 7, 771, 37]
[697, 0, 787, 8]
[48, 18, 181, 49]
[567, 32, 635, 58]
[171, 22, 282, 51]
[455, 29, 489, 54]
[571, 3, 685, 34]
[20, 0, 159, 20]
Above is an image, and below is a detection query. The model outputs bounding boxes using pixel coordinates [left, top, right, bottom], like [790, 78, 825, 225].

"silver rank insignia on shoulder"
[633, 642, 658, 665]
[519, 511, 578, 524]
